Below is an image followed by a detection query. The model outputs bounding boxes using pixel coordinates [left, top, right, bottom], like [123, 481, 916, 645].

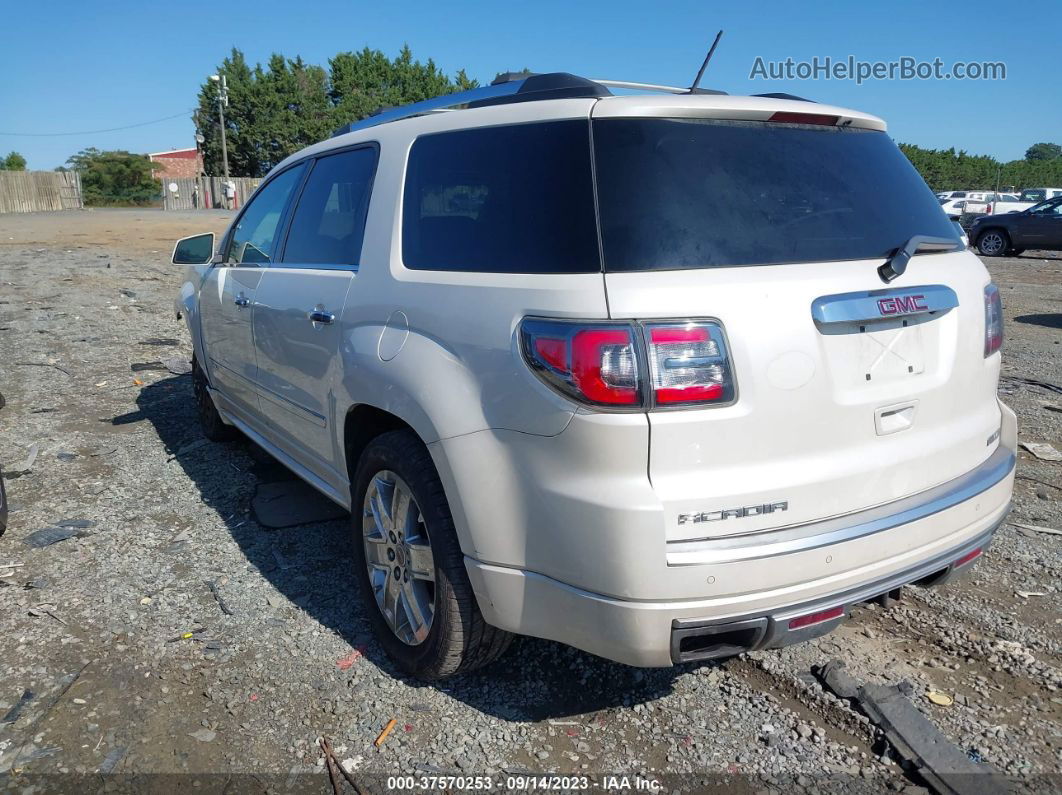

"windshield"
[593, 118, 959, 271]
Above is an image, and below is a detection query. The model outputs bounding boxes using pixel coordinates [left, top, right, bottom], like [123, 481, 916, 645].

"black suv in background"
[971, 197, 1062, 256]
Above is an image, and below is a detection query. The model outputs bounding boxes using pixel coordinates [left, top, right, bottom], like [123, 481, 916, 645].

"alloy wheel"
[979, 232, 1005, 255]
[362, 470, 436, 645]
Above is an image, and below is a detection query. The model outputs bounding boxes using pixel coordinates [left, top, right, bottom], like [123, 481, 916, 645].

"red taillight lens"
[521, 320, 640, 407]
[646, 322, 734, 406]
[984, 283, 1003, 357]
[520, 318, 735, 410]
[571, 329, 639, 404]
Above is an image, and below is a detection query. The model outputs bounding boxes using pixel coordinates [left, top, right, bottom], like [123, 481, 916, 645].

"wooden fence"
[0, 170, 83, 213]
[161, 176, 262, 211]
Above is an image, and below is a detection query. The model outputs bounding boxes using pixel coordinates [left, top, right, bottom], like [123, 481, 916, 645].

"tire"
[192, 356, 237, 442]
[976, 229, 1009, 257]
[351, 430, 511, 679]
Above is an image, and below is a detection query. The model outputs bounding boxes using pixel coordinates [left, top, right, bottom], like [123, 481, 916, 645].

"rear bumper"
[463, 408, 1016, 667]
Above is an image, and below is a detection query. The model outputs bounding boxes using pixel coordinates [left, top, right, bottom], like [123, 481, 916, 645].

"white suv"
[172, 73, 1016, 679]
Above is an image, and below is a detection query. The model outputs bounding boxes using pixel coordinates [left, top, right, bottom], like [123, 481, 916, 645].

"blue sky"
[2, 0, 1058, 170]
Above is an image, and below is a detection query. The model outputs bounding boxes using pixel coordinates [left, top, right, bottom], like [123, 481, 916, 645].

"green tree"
[65, 148, 162, 206]
[898, 143, 1062, 192]
[1025, 142, 1062, 161]
[0, 151, 27, 170]
[194, 46, 479, 177]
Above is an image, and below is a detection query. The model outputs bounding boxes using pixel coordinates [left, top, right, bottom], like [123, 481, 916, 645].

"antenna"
[689, 30, 724, 93]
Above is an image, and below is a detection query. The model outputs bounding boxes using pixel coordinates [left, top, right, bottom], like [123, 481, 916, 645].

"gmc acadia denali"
[171, 73, 1016, 679]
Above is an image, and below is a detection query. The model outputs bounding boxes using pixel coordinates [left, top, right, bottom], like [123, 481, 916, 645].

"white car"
[991, 187, 1062, 215]
[172, 73, 1015, 678]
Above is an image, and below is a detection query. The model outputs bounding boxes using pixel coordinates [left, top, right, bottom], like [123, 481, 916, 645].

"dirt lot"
[0, 209, 1059, 792]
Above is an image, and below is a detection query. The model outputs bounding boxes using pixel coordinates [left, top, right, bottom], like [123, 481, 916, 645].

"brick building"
[148, 147, 203, 179]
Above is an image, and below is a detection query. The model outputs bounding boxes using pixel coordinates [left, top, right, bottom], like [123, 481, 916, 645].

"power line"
[0, 109, 197, 137]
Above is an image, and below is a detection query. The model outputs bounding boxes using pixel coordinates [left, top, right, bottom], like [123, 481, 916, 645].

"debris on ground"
[23, 526, 84, 548]
[819, 660, 1006, 795]
[1020, 441, 1062, 462]
[336, 649, 362, 671]
[1011, 522, 1062, 536]
[130, 361, 168, 372]
[99, 745, 127, 774]
[206, 578, 234, 616]
[926, 690, 954, 706]
[374, 718, 398, 748]
[251, 480, 347, 529]
[163, 357, 192, 375]
[0, 689, 34, 724]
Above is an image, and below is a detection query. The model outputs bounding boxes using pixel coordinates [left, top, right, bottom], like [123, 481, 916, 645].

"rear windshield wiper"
[879, 235, 960, 283]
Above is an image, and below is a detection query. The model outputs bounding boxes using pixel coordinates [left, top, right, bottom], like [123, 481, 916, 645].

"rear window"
[402, 121, 599, 273]
[593, 118, 958, 271]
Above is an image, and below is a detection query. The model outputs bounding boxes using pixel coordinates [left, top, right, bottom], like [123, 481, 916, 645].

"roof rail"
[591, 79, 727, 96]
[331, 72, 610, 137]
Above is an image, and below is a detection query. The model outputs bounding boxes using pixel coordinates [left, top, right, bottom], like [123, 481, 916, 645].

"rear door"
[252, 145, 377, 486]
[592, 111, 1001, 542]
[199, 163, 306, 418]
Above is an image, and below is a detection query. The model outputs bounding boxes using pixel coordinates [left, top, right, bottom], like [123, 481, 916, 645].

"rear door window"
[226, 163, 306, 265]
[592, 118, 958, 271]
[402, 121, 599, 273]
[282, 146, 378, 266]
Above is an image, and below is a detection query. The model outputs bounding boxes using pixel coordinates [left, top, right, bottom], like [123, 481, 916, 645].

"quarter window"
[402, 121, 600, 273]
[282, 147, 377, 265]
[226, 164, 306, 265]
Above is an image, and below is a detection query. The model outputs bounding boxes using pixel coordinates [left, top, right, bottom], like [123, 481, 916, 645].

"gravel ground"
[0, 209, 1059, 792]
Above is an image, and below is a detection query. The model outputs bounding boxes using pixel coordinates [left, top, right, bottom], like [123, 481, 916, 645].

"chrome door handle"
[308, 309, 335, 325]
[234, 295, 250, 307]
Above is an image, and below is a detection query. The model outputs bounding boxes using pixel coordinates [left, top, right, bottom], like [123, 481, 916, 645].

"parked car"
[970, 195, 1062, 256]
[991, 187, 1062, 216]
[939, 197, 968, 219]
[172, 73, 1015, 678]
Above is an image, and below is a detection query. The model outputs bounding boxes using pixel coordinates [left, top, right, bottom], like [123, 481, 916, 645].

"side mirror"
[172, 233, 215, 265]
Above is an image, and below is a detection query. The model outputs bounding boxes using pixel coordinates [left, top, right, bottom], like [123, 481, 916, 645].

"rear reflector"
[953, 547, 982, 568]
[788, 605, 844, 630]
[768, 111, 840, 126]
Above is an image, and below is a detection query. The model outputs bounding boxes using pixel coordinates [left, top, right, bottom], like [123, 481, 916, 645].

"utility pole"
[209, 73, 230, 179]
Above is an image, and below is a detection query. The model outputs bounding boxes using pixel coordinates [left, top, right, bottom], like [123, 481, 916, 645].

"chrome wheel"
[979, 231, 1005, 256]
[362, 470, 435, 645]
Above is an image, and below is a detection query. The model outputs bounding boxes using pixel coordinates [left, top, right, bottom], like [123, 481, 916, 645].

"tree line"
[194, 46, 477, 178]
[900, 142, 1062, 192]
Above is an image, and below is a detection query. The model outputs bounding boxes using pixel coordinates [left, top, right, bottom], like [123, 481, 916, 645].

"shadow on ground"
[1014, 313, 1062, 330]
[133, 375, 687, 719]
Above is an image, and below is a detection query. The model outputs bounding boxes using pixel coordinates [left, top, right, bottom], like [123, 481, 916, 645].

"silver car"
[173, 73, 1015, 679]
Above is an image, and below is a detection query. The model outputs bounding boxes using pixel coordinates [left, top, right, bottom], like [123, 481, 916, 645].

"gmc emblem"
[877, 294, 927, 316]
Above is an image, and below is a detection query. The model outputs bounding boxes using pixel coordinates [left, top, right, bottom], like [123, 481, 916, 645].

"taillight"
[645, 322, 735, 406]
[520, 320, 640, 407]
[519, 318, 735, 410]
[984, 284, 1003, 357]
